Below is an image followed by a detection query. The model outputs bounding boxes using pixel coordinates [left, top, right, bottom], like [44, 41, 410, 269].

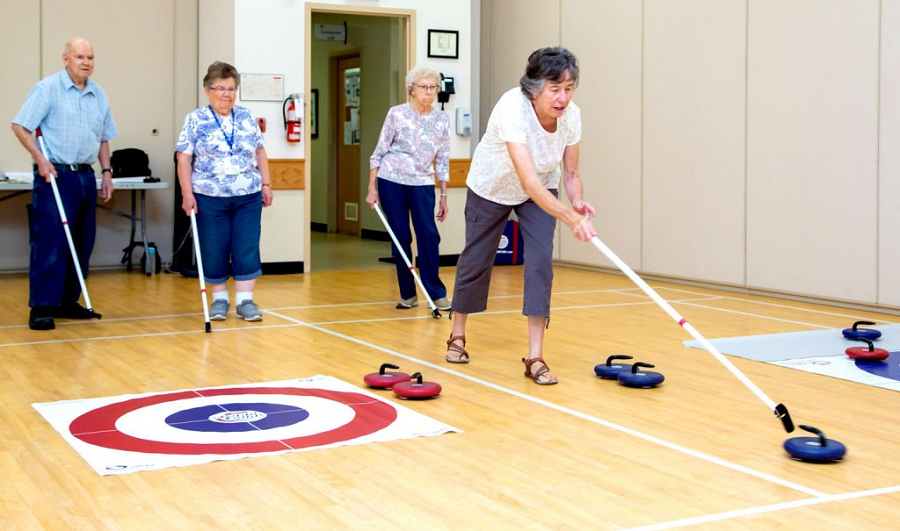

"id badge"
[222, 159, 239, 176]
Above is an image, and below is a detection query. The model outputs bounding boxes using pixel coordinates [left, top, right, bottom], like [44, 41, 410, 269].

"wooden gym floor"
[0, 265, 898, 530]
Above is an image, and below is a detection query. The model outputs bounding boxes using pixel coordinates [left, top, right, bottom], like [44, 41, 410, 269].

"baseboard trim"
[378, 254, 460, 267]
[360, 228, 391, 242]
[262, 261, 304, 275]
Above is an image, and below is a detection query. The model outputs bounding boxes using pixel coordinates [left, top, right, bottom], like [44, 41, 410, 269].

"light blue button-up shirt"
[12, 69, 117, 164]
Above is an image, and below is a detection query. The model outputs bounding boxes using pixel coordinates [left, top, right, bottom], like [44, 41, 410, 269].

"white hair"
[405, 66, 440, 95]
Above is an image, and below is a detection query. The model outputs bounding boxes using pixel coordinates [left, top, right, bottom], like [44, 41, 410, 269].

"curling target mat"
[33, 375, 462, 476]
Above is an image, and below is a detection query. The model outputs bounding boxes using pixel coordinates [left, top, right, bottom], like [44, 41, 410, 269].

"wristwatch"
[101, 168, 113, 175]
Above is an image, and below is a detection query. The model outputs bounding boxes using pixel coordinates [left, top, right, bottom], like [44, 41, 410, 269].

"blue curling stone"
[842, 321, 881, 341]
[784, 436, 846, 463]
[618, 362, 665, 388]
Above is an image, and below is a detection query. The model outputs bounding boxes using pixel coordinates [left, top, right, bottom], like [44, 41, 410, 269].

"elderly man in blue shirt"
[11, 37, 118, 331]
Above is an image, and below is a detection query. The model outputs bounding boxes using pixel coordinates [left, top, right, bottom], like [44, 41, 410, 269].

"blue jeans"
[377, 178, 446, 300]
[29, 168, 97, 308]
[194, 192, 263, 284]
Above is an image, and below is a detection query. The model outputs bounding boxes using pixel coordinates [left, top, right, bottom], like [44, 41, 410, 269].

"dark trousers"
[377, 178, 446, 300]
[28, 168, 97, 308]
[451, 188, 557, 317]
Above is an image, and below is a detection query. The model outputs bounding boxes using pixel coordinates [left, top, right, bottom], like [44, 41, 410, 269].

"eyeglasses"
[210, 86, 238, 94]
[415, 84, 438, 92]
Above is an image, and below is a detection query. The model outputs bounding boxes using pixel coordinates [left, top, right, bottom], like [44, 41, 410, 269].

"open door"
[335, 56, 361, 236]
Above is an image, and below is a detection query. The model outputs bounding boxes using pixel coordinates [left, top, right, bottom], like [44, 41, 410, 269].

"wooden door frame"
[304, 3, 415, 272]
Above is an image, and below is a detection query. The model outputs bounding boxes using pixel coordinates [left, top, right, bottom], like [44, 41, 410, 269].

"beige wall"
[481, 0, 898, 310]
[879, 0, 900, 307]
[1, 0, 198, 272]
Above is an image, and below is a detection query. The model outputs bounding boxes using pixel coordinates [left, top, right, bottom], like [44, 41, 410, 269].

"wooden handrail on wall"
[268, 159, 305, 190]
[267, 157, 469, 191]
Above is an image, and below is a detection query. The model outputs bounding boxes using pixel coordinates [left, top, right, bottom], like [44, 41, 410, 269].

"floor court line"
[619, 483, 900, 531]
[0, 296, 719, 348]
[651, 286, 898, 324]
[265, 309, 828, 498]
[0, 286, 645, 330]
[616, 290, 835, 330]
[287, 297, 722, 326]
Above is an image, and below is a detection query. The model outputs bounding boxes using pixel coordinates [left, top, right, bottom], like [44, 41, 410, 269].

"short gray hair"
[203, 61, 240, 88]
[519, 47, 579, 100]
[405, 66, 440, 95]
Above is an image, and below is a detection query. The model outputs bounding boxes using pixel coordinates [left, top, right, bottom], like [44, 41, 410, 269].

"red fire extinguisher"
[283, 95, 301, 143]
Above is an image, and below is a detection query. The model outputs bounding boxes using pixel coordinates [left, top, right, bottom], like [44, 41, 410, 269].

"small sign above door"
[315, 23, 347, 42]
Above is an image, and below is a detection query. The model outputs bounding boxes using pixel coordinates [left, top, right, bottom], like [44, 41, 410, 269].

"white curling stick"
[35, 129, 97, 316]
[589, 236, 795, 430]
[189, 209, 212, 333]
[373, 202, 443, 319]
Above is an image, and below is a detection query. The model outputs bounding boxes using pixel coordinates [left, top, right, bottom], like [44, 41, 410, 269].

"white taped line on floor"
[266, 309, 828, 498]
[619, 483, 900, 531]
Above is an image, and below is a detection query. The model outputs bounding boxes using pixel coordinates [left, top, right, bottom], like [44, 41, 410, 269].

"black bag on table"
[111, 148, 152, 178]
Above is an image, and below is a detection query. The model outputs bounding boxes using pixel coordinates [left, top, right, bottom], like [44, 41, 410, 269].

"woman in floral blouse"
[176, 61, 273, 322]
[367, 66, 451, 311]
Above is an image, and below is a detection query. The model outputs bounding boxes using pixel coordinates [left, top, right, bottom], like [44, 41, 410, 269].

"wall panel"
[559, 0, 643, 269]
[0, 0, 40, 271]
[747, 0, 879, 302]
[641, 0, 746, 284]
[878, 0, 900, 307]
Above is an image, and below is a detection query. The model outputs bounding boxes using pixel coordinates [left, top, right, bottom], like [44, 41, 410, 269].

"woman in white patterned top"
[444, 47, 597, 385]
[367, 66, 451, 311]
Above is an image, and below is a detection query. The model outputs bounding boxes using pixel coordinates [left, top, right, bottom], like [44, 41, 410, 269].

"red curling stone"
[392, 372, 442, 399]
[845, 338, 889, 361]
[364, 363, 411, 389]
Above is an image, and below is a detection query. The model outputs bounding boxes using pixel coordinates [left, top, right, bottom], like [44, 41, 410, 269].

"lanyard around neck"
[209, 105, 235, 154]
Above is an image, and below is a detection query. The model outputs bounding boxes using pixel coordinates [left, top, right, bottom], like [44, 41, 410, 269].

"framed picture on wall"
[427, 29, 459, 59]
[310, 89, 319, 139]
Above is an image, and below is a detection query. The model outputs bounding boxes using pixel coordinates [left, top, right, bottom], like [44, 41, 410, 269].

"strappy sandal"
[522, 357, 558, 385]
[445, 334, 469, 364]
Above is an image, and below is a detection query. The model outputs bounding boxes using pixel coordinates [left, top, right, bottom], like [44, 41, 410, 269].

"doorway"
[306, 6, 415, 272]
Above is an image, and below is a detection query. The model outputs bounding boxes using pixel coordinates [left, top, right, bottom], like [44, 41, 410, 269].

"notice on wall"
[240, 74, 284, 102]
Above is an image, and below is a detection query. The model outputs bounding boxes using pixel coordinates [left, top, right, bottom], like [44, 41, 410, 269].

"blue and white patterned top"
[12, 69, 117, 164]
[175, 104, 265, 197]
[369, 103, 450, 187]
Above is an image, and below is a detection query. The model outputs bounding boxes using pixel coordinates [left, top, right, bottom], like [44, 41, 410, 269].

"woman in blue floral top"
[367, 66, 451, 311]
[176, 61, 273, 322]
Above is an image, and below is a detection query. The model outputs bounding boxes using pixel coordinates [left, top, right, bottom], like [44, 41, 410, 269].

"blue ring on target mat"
[68, 387, 397, 455]
[165, 402, 310, 432]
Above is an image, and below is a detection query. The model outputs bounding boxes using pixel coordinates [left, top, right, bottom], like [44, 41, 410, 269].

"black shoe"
[53, 302, 101, 320]
[29, 307, 55, 330]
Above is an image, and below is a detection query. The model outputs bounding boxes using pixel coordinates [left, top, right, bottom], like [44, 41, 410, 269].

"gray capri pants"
[451, 188, 558, 317]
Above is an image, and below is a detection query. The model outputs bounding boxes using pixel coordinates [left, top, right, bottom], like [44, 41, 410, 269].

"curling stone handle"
[854, 337, 875, 351]
[606, 354, 634, 366]
[632, 362, 655, 373]
[410, 372, 424, 384]
[379, 363, 401, 375]
[852, 320, 875, 331]
[799, 424, 828, 446]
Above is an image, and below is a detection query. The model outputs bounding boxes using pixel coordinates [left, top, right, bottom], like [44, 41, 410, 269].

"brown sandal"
[522, 357, 558, 385]
[445, 335, 469, 364]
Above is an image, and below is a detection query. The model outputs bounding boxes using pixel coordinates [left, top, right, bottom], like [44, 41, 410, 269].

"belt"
[34, 163, 93, 173]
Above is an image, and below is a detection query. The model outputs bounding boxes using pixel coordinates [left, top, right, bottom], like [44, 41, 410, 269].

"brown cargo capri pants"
[450, 188, 558, 317]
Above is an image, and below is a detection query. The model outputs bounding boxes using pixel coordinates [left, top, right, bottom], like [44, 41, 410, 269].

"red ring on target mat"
[69, 387, 396, 455]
